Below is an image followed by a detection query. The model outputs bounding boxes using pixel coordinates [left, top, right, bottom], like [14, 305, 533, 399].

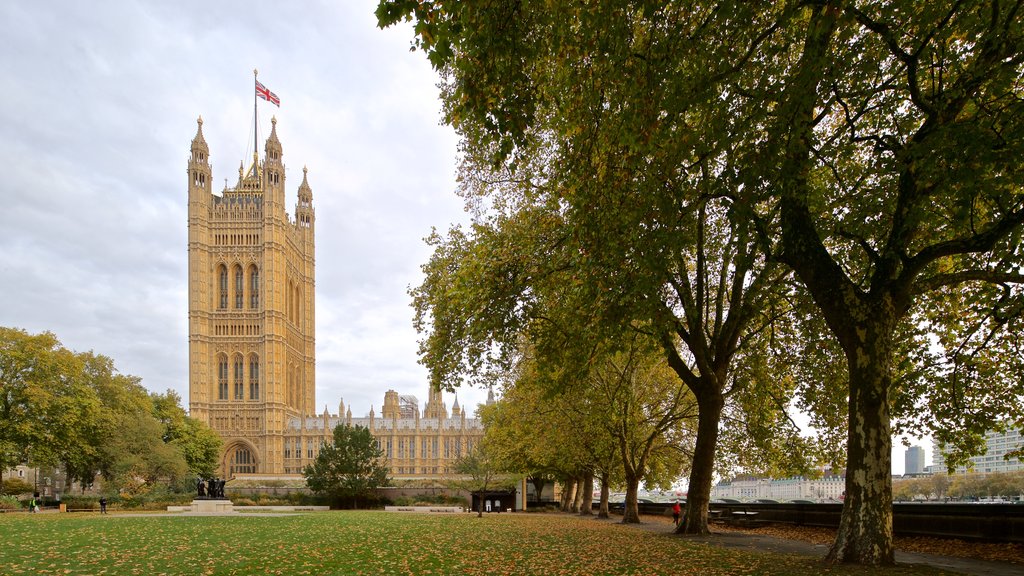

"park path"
[590, 513, 1022, 576]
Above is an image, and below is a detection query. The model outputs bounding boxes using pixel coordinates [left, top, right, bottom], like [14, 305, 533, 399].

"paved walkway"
[621, 518, 1021, 576]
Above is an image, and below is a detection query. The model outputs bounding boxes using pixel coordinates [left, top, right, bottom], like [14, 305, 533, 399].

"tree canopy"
[379, 0, 1024, 566]
[0, 327, 219, 491]
[304, 424, 390, 508]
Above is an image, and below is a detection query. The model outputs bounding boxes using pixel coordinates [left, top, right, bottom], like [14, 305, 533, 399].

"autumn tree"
[766, 3, 1024, 564]
[151, 390, 222, 478]
[379, 0, 1024, 565]
[451, 442, 516, 517]
[384, 0, 813, 538]
[0, 328, 97, 474]
[1, 327, 200, 491]
[585, 337, 696, 524]
[304, 424, 389, 509]
[484, 336, 693, 522]
[480, 363, 595, 513]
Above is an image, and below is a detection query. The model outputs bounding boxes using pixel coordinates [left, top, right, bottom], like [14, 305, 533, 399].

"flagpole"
[253, 69, 259, 179]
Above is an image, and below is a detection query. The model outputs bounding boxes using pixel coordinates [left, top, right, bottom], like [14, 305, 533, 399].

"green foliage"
[895, 471, 1024, 501]
[393, 0, 814, 536]
[0, 327, 198, 492]
[380, 0, 1024, 563]
[0, 494, 20, 510]
[0, 327, 99, 472]
[1, 477, 34, 495]
[304, 425, 390, 508]
[152, 390, 221, 478]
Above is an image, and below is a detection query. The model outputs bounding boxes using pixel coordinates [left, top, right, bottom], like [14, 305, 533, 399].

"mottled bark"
[622, 476, 641, 524]
[571, 476, 584, 513]
[772, 3, 899, 565]
[676, 391, 723, 535]
[579, 472, 594, 516]
[597, 474, 610, 519]
[560, 478, 576, 512]
[825, 323, 896, 565]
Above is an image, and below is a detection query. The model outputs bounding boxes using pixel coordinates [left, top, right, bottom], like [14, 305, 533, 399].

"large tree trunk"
[597, 474, 610, 519]
[676, 390, 723, 535]
[560, 478, 576, 512]
[571, 475, 584, 513]
[826, 324, 895, 565]
[622, 473, 641, 524]
[530, 477, 545, 503]
[579, 472, 594, 516]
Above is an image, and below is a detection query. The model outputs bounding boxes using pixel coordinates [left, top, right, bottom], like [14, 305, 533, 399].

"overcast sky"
[0, 1, 493, 419]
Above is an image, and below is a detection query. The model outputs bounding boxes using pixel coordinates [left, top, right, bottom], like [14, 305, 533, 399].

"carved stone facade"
[188, 116, 315, 477]
[187, 117, 484, 478]
[284, 389, 488, 477]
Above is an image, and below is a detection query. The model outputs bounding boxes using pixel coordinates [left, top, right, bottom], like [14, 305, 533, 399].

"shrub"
[2, 478, 34, 496]
[60, 496, 100, 511]
[0, 495, 21, 511]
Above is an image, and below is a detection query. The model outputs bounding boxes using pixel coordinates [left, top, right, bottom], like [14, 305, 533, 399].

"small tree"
[304, 425, 389, 509]
[452, 443, 513, 517]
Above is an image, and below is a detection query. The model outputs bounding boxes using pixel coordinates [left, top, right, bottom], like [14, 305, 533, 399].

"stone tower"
[187, 116, 315, 477]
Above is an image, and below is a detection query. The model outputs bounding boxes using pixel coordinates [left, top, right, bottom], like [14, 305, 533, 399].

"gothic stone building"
[186, 117, 484, 478]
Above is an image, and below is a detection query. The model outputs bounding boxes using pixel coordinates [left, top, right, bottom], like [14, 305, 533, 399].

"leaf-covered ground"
[713, 520, 1024, 565]
[0, 511, 958, 575]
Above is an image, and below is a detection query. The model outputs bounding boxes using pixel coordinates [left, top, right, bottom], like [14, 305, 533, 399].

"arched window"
[294, 285, 302, 325]
[228, 446, 257, 477]
[286, 280, 293, 322]
[248, 266, 260, 309]
[249, 354, 260, 400]
[218, 265, 228, 309]
[234, 265, 244, 309]
[233, 355, 244, 400]
[217, 355, 228, 400]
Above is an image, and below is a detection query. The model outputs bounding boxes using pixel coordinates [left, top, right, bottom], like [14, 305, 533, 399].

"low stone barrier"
[384, 506, 465, 513]
[166, 502, 330, 513]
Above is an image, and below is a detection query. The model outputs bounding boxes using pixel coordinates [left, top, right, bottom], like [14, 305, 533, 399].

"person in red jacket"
[672, 501, 682, 526]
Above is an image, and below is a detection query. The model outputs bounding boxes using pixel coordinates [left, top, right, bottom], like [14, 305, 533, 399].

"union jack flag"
[256, 80, 280, 107]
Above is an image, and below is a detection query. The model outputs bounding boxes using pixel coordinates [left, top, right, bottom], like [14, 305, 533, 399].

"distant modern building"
[186, 114, 485, 479]
[710, 470, 846, 502]
[904, 446, 926, 476]
[929, 429, 1024, 474]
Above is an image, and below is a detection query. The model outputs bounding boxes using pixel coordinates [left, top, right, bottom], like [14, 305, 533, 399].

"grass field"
[0, 511, 954, 575]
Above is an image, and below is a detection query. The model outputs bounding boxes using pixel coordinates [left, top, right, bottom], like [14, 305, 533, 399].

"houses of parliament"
[186, 116, 485, 479]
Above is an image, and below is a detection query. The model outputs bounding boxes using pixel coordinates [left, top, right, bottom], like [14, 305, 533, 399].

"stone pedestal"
[191, 499, 234, 514]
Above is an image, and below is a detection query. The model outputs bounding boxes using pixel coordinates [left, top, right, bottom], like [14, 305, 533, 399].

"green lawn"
[0, 511, 952, 575]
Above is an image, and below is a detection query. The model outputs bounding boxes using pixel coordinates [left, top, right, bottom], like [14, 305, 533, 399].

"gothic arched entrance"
[225, 442, 258, 478]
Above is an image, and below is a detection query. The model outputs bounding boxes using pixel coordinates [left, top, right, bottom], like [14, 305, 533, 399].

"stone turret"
[383, 390, 401, 419]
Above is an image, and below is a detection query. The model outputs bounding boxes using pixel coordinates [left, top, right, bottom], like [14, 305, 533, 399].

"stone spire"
[190, 116, 209, 157]
[296, 165, 314, 228]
